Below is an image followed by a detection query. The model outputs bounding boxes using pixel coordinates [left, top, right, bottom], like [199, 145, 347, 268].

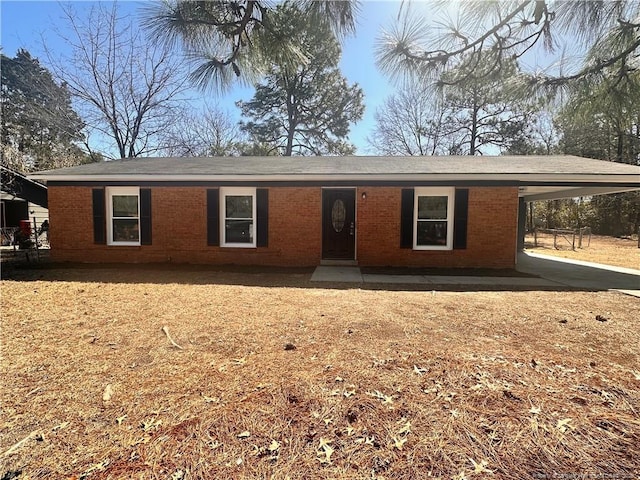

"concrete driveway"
[516, 252, 640, 297]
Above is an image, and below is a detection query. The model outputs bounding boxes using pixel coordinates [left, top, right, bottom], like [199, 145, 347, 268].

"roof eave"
[29, 173, 640, 185]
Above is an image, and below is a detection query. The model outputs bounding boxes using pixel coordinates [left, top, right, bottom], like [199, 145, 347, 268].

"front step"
[320, 259, 358, 266]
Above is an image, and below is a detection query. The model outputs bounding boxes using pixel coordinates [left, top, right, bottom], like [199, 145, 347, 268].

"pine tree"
[237, 4, 364, 156]
[1, 49, 86, 170]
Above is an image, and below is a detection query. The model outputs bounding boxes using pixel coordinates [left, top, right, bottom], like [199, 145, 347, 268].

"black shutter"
[207, 189, 219, 246]
[400, 188, 414, 248]
[256, 188, 269, 247]
[453, 188, 469, 250]
[140, 188, 152, 245]
[92, 188, 106, 244]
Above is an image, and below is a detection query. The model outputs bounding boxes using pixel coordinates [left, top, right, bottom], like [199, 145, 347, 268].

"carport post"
[517, 197, 526, 251]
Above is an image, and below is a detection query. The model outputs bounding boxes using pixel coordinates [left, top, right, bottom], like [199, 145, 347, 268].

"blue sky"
[1, 1, 415, 155]
[1, 1, 564, 156]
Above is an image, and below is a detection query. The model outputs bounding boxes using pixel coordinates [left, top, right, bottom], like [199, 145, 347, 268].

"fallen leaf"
[392, 436, 406, 450]
[316, 437, 334, 464]
[556, 418, 573, 433]
[343, 386, 357, 398]
[116, 415, 127, 425]
[268, 440, 280, 452]
[529, 406, 541, 415]
[237, 431, 251, 439]
[413, 365, 428, 375]
[367, 390, 394, 405]
[397, 420, 412, 435]
[141, 418, 162, 432]
[102, 384, 113, 402]
[470, 458, 493, 474]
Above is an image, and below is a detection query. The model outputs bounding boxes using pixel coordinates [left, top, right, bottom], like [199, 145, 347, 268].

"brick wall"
[357, 186, 518, 268]
[48, 185, 517, 268]
[48, 186, 322, 266]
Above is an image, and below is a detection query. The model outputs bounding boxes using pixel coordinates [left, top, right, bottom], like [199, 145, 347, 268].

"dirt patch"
[525, 234, 639, 270]
[1, 267, 639, 479]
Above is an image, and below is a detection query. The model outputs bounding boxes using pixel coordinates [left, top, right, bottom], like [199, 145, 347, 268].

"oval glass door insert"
[331, 199, 346, 232]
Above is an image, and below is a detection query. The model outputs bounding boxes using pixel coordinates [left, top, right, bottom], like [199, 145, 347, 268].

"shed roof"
[2, 166, 48, 208]
[30, 155, 640, 201]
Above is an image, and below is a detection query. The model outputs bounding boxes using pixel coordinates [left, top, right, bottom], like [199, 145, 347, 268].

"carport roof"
[30, 155, 640, 201]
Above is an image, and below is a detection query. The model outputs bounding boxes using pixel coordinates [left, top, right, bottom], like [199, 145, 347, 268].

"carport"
[516, 163, 640, 251]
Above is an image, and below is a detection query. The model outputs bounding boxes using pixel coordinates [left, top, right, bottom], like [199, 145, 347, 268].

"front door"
[322, 189, 356, 260]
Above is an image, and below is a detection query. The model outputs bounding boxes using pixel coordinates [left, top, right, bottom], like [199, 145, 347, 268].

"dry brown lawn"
[1, 267, 639, 480]
[525, 233, 640, 270]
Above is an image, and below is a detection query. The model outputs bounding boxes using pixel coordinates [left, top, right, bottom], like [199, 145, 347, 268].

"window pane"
[225, 219, 253, 243]
[113, 219, 139, 242]
[113, 195, 138, 217]
[416, 221, 447, 246]
[225, 195, 252, 219]
[418, 196, 448, 220]
[331, 199, 346, 232]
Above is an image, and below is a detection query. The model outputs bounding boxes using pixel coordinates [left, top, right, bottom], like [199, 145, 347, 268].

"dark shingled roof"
[30, 155, 640, 201]
[31, 155, 640, 178]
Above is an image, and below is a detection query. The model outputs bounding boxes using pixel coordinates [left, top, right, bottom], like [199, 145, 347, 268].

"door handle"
[349, 222, 354, 236]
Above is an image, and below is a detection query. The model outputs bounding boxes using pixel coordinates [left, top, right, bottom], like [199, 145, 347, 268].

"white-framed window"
[220, 187, 256, 248]
[413, 187, 454, 250]
[106, 186, 140, 246]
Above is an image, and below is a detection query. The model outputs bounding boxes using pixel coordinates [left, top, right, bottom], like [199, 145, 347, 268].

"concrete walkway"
[311, 253, 640, 296]
[516, 252, 640, 296]
[310, 266, 561, 287]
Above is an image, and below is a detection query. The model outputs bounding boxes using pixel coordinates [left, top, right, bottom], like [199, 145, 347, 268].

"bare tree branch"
[44, 3, 188, 159]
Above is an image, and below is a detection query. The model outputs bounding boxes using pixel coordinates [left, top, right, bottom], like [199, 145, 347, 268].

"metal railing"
[532, 227, 591, 250]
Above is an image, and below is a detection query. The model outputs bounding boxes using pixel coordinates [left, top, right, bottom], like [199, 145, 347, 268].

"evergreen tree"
[237, 4, 364, 156]
[439, 56, 534, 155]
[1, 49, 87, 170]
[143, 0, 356, 90]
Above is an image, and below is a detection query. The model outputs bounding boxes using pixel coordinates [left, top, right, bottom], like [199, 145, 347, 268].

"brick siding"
[48, 185, 517, 268]
[357, 186, 518, 268]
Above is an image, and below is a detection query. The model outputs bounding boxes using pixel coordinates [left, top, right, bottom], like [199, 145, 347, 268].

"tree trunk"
[469, 102, 479, 155]
[616, 128, 624, 163]
[285, 85, 296, 156]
